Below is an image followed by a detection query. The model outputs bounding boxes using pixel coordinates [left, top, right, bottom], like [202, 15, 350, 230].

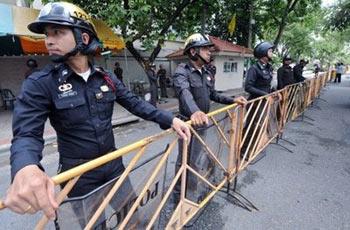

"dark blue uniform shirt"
[10, 63, 174, 179]
[173, 62, 234, 119]
[277, 64, 295, 90]
[245, 61, 273, 100]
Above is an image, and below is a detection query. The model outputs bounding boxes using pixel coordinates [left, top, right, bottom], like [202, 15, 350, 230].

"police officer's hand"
[190, 111, 209, 127]
[272, 92, 282, 101]
[172, 117, 191, 142]
[3, 165, 58, 219]
[233, 96, 248, 105]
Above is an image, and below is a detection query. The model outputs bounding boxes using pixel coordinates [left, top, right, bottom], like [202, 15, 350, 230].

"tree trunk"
[273, 0, 300, 47]
[247, 3, 254, 49]
[122, 0, 197, 75]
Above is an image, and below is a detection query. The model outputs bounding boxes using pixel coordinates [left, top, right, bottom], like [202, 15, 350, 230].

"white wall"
[214, 55, 244, 91]
[97, 54, 173, 90]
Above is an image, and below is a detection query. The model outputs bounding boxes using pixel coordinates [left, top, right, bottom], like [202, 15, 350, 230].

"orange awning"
[19, 36, 47, 54]
[0, 3, 125, 54]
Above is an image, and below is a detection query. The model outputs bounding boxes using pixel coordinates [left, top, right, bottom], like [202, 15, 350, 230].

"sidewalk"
[0, 87, 245, 154]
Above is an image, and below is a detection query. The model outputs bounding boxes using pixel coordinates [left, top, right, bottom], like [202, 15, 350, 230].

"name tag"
[100, 85, 109, 92]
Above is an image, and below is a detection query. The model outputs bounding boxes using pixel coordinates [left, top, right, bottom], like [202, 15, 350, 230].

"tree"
[64, 0, 198, 72]
[204, 0, 321, 48]
[327, 0, 350, 31]
[257, 0, 321, 47]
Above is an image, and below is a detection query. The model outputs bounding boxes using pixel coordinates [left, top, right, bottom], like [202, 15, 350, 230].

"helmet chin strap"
[196, 53, 209, 64]
[51, 28, 86, 63]
[194, 47, 209, 65]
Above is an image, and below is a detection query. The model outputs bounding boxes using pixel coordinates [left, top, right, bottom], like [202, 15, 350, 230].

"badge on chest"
[58, 82, 77, 99]
[100, 85, 109, 92]
[95, 85, 110, 100]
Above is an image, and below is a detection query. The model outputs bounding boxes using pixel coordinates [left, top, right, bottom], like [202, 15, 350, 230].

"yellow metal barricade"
[0, 73, 329, 229]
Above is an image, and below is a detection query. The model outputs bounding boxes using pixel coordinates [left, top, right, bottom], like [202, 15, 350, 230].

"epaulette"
[94, 66, 106, 73]
[178, 63, 187, 68]
[94, 66, 115, 78]
[94, 65, 117, 92]
[27, 64, 56, 81]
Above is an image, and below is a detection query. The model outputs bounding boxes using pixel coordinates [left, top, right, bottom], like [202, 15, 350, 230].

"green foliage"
[327, 0, 350, 31]
[38, 0, 349, 68]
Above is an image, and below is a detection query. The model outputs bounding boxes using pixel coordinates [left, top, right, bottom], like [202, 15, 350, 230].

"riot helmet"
[28, 2, 101, 62]
[183, 33, 214, 64]
[26, 58, 38, 68]
[283, 55, 292, 63]
[253, 41, 274, 59]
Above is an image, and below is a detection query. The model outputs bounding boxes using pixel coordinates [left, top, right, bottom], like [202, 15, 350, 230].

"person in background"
[114, 61, 124, 85]
[205, 56, 216, 82]
[24, 58, 39, 78]
[146, 63, 158, 106]
[314, 63, 321, 76]
[334, 62, 345, 83]
[277, 55, 295, 90]
[157, 64, 168, 98]
[293, 59, 307, 83]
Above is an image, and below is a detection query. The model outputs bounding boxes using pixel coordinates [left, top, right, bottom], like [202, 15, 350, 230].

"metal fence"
[0, 72, 330, 230]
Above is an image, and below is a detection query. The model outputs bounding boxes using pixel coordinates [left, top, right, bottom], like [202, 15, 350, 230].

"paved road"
[0, 75, 349, 229]
[189, 75, 350, 230]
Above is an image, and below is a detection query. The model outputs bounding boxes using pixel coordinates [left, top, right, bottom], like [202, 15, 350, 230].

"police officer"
[242, 41, 276, 158]
[245, 41, 275, 100]
[293, 59, 307, 83]
[147, 63, 158, 106]
[25, 58, 39, 78]
[113, 61, 124, 85]
[205, 56, 216, 80]
[172, 33, 246, 201]
[277, 55, 295, 90]
[3, 2, 190, 221]
[157, 64, 168, 98]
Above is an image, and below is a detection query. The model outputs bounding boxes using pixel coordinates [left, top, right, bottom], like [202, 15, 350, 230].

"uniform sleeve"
[245, 67, 269, 97]
[173, 67, 201, 116]
[112, 74, 173, 129]
[10, 79, 50, 180]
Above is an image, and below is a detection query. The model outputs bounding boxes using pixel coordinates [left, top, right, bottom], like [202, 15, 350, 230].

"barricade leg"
[218, 176, 259, 212]
[272, 134, 295, 153]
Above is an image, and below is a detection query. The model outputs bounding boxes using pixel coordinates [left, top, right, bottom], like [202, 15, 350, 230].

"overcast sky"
[322, 0, 337, 7]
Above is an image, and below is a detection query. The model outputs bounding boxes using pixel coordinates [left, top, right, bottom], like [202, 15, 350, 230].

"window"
[223, 62, 231, 72]
[231, 62, 237, 72]
[223, 62, 238, 73]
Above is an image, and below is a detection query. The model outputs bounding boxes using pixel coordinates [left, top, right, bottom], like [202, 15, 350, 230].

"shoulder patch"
[94, 66, 105, 72]
[175, 63, 191, 76]
[178, 63, 188, 68]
